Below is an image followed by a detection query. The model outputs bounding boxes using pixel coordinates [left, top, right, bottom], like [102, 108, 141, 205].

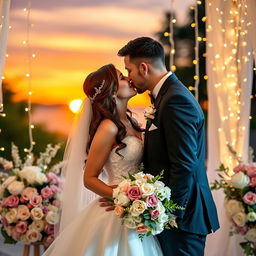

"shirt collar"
[152, 71, 172, 98]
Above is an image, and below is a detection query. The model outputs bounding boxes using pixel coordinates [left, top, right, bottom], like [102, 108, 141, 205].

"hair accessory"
[89, 80, 105, 102]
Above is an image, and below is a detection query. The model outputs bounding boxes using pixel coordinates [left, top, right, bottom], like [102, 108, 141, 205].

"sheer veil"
[56, 98, 99, 236]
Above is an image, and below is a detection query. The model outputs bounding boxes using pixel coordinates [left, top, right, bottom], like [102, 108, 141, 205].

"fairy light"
[169, 0, 176, 72]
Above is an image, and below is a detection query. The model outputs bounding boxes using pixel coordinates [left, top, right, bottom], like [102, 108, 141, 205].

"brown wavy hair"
[83, 64, 142, 156]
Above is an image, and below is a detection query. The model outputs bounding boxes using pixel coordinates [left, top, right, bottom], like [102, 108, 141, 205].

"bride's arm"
[83, 119, 118, 199]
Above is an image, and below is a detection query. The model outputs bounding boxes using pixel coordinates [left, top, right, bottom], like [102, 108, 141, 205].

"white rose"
[225, 200, 245, 216]
[151, 223, 164, 235]
[232, 212, 247, 227]
[46, 211, 59, 225]
[123, 216, 137, 229]
[47, 205, 58, 213]
[114, 193, 130, 206]
[8, 181, 25, 195]
[156, 201, 165, 214]
[247, 212, 256, 222]
[19, 166, 42, 184]
[118, 179, 131, 189]
[17, 205, 30, 220]
[141, 183, 155, 196]
[31, 220, 45, 232]
[5, 208, 18, 224]
[245, 228, 256, 242]
[26, 229, 42, 243]
[134, 172, 145, 180]
[2, 176, 17, 188]
[112, 187, 121, 199]
[31, 207, 44, 221]
[156, 187, 170, 201]
[35, 173, 47, 184]
[164, 187, 171, 200]
[132, 215, 142, 223]
[130, 200, 147, 216]
[158, 213, 169, 224]
[20, 234, 30, 244]
[230, 172, 250, 189]
[154, 181, 165, 190]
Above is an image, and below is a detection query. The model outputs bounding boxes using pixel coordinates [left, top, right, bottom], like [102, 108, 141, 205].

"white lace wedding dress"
[43, 136, 163, 256]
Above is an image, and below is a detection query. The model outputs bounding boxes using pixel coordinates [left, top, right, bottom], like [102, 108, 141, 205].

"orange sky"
[3, 0, 194, 107]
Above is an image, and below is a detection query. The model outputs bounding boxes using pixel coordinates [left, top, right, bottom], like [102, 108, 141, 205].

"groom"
[118, 37, 220, 255]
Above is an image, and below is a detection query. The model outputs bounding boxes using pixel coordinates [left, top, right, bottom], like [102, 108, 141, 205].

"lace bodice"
[104, 136, 143, 185]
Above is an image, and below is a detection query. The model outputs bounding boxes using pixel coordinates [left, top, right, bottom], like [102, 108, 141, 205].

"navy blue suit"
[143, 74, 219, 255]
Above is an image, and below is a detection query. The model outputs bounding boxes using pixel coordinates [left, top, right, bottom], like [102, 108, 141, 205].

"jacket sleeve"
[161, 94, 200, 219]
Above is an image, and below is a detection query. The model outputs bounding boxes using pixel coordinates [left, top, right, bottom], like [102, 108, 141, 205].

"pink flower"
[52, 199, 61, 208]
[243, 192, 256, 205]
[245, 163, 256, 178]
[146, 195, 158, 207]
[29, 194, 43, 208]
[50, 185, 61, 194]
[21, 187, 38, 201]
[3, 161, 13, 170]
[42, 206, 49, 214]
[233, 164, 247, 173]
[250, 177, 256, 187]
[41, 187, 54, 199]
[43, 235, 54, 247]
[44, 224, 54, 235]
[15, 221, 28, 234]
[11, 228, 21, 240]
[46, 172, 59, 185]
[232, 221, 248, 235]
[2, 195, 19, 208]
[127, 186, 141, 201]
[150, 209, 160, 220]
[144, 174, 154, 179]
[1, 217, 8, 227]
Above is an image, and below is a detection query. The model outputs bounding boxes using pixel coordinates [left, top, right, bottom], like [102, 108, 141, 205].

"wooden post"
[23, 245, 30, 256]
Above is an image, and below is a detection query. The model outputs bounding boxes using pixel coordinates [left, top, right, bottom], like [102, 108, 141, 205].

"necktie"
[148, 93, 155, 104]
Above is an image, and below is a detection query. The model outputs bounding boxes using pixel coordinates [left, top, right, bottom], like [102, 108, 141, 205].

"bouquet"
[0, 143, 64, 247]
[211, 147, 256, 256]
[112, 169, 183, 238]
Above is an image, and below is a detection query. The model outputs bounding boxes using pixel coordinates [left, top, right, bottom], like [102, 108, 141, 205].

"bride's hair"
[83, 64, 142, 156]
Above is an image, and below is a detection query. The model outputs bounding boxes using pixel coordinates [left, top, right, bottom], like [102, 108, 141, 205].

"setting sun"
[69, 99, 83, 113]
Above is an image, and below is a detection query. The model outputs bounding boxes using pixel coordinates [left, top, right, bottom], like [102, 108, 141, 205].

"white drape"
[0, 0, 11, 112]
[205, 0, 256, 255]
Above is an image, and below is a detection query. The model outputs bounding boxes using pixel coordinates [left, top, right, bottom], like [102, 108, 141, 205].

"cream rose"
[225, 199, 245, 216]
[45, 211, 59, 225]
[141, 183, 155, 196]
[245, 228, 256, 242]
[151, 223, 164, 235]
[154, 181, 165, 190]
[26, 229, 42, 243]
[130, 200, 147, 216]
[19, 166, 42, 185]
[17, 205, 30, 220]
[47, 205, 58, 213]
[0, 185, 4, 199]
[21, 187, 38, 201]
[230, 172, 250, 189]
[112, 187, 121, 199]
[2, 176, 17, 188]
[247, 212, 256, 222]
[31, 208, 44, 221]
[232, 212, 247, 227]
[123, 216, 137, 229]
[8, 181, 25, 195]
[20, 234, 30, 244]
[31, 220, 45, 232]
[114, 193, 130, 206]
[35, 173, 47, 184]
[5, 208, 18, 224]
[134, 172, 145, 180]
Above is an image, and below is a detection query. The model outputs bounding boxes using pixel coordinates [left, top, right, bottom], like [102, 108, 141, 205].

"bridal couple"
[43, 37, 219, 256]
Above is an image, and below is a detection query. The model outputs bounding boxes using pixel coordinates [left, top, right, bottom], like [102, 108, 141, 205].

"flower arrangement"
[144, 105, 156, 125]
[112, 168, 183, 238]
[211, 147, 256, 255]
[0, 143, 64, 247]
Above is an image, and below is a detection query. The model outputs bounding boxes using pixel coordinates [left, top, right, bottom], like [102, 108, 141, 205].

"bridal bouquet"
[211, 148, 256, 256]
[112, 168, 183, 238]
[0, 143, 64, 247]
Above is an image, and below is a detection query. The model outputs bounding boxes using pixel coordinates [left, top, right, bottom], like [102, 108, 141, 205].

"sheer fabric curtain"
[205, 0, 256, 255]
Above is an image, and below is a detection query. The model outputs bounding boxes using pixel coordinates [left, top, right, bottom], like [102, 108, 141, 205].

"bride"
[43, 64, 163, 256]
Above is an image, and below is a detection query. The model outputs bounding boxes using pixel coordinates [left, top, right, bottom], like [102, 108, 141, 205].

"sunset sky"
[4, 0, 195, 107]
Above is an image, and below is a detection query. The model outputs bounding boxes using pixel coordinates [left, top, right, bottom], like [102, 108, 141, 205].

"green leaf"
[128, 172, 136, 181]
[3, 188, 11, 198]
[103, 197, 114, 203]
[1, 227, 17, 244]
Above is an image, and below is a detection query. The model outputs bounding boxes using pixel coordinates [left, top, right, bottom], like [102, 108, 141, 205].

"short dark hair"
[118, 37, 165, 64]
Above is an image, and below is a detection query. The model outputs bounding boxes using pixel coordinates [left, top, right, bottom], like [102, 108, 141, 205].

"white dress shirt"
[152, 71, 172, 98]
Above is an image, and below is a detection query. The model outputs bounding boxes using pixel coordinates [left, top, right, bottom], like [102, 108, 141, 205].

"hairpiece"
[89, 80, 105, 102]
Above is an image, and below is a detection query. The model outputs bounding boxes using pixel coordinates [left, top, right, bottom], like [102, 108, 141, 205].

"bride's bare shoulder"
[97, 119, 118, 137]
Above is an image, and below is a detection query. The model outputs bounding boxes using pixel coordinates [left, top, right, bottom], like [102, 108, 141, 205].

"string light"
[169, 0, 176, 72]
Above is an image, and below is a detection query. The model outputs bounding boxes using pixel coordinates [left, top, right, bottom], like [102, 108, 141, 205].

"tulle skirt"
[43, 199, 163, 256]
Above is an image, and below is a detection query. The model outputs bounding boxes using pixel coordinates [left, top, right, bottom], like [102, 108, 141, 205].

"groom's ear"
[139, 62, 148, 76]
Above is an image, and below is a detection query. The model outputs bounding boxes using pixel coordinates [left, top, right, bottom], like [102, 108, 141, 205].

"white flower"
[26, 229, 42, 243]
[2, 176, 17, 188]
[151, 223, 164, 235]
[5, 208, 18, 224]
[114, 193, 130, 206]
[17, 205, 30, 220]
[154, 181, 165, 190]
[118, 179, 131, 189]
[156, 201, 165, 214]
[35, 173, 47, 184]
[156, 187, 170, 201]
[31, 220, 45, 232]
[31, 207, 44, 221]
[134, 172, 145, 180]
[247, 212, 256, 222]
[19, 166, 41, 184]
[123, 216, 137, 229]
[141, 183, 155, 196]
[47, 205, 58, 213]
[245, 228, 256, 242]
[8, 181, 25, 195]
[46, 211, 59, 225]
[112, 187, 121, 199]
[144, 105, 156, 120]
[232, 212, 247, 227]
[158, 213, 169, 224]
[225, 199, 245, 217]
[20, 234, 30, 244]
[132, 215, 142, 223]
[130, 200, 147, 216]
[230, 172, 250, 189]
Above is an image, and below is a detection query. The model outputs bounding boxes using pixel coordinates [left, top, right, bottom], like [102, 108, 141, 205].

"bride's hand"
[99, 185, 117, 211]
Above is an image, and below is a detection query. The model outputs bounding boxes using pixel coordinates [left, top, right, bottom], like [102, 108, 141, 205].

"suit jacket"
[143, 74, 220, 235]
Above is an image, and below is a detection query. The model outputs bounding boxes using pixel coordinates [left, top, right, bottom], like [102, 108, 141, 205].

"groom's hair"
[118, 37, 165, 65]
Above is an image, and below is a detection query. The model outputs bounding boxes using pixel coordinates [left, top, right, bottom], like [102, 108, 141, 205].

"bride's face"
[116, 70, 137, 99]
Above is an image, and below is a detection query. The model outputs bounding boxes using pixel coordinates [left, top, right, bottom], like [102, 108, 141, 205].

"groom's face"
[124, 56, 148, 94]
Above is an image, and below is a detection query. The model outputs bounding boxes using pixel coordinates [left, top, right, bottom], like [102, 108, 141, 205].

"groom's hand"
[99, 185, 117, 211]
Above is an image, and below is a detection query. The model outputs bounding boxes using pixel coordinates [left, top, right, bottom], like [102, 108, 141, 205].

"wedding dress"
[43, 136, 163, 256]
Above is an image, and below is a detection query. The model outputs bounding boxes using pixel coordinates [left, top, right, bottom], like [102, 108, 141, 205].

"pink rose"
[50, 185, 61, 194]
[11, 228, 21, 240]
[144, 174, 154, 179]
[43, 235, 54, 248]
[232, 221, 248, 235]
[150, 209, 160, 220]
[146, 195, 158, 207]
[52, 199, 61, 208]
[246, 163, 256, 178]
[42, 206, 49, 214]
[243, 192, 256, 205]
[41, 187, 54, 199]
[250, 177, 256, 187]
[1, 217, 8, 227]
[15, 221, 28, 234]
[29, 194, 42, 207]
[2, 195, 19, 208]
[21, 187, 38, 201]
[46, 172, 59, 185]
[44, 224, 54, 235]
[233, 164, 247, 173]
[3, 161, 13, 170]
[127, 186, 141, 201]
